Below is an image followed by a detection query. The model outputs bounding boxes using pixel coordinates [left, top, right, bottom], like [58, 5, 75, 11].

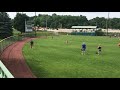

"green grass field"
[23, 35, 120, 78]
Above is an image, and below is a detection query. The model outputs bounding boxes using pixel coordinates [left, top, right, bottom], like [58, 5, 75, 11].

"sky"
[7, 12, 120, 20]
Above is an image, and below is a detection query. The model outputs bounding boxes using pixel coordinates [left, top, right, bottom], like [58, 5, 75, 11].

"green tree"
[95, 29, 105, 36]
[0, 12, 13, 39]
[29, 13, 89, 29]
[13, 13, 29, 33]
[28, 13, 120, 30]
[89, 17, 106, 28]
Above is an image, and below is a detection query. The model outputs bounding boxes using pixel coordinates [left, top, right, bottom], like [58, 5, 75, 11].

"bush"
[95, 29, 105, 36]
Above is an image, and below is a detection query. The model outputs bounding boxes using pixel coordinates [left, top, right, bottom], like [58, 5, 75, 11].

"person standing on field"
[30, 40, 34, 48]
[118, 42, 120, 48]
[97, 44, 102, 55]
[81, 42, 86, 55]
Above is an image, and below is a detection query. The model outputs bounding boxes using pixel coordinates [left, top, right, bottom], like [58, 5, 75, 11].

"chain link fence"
[0, 35, 24, 58]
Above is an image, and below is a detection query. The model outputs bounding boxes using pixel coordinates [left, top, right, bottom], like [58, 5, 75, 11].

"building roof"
[71, 26, 97, 29]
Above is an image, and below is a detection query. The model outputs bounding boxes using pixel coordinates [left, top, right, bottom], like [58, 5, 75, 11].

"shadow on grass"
[25, 59, 50, 78]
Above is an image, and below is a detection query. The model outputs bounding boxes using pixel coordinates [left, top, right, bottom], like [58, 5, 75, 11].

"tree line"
[1, 12, 120, 38]
[28, 13, 120, 30]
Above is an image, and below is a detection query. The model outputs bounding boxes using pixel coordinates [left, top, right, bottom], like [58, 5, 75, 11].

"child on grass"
[81, 42, 86, 55]
[97, 44, 102, 55]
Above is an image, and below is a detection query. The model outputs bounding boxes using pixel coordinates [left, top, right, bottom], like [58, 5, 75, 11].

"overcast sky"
[7, 12, 120, 20]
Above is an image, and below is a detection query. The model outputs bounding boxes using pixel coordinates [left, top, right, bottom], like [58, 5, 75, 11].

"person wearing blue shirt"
[81, 42, 86, 55]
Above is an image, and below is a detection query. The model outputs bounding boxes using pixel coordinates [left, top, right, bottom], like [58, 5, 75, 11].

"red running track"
[1, 38, 36, 78]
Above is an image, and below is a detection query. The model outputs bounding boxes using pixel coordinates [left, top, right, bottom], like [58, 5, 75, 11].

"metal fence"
[0, 35, 23, 55]
[71, 32, 96, 36]
[0, 60, 14, 78]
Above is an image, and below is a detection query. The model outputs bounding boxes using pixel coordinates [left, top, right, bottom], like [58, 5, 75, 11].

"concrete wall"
[102, 29, 120, 33]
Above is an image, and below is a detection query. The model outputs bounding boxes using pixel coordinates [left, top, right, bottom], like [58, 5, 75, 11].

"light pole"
[35, 12, 37, 36]
[106, 12, 110, 36]
[46, 17, 47, 30]
[24, 12, 26, 34]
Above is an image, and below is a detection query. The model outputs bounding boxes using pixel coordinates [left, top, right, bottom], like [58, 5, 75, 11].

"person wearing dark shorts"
[97, 44, 102, 55]
[30, 40, 34, 48]
[81, 42, 86, 55]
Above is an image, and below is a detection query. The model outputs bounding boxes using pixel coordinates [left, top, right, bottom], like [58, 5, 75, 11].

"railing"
[0, 35, 24, 78]
[0, 35, 23, 54]
[0, 60, 14, 78]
